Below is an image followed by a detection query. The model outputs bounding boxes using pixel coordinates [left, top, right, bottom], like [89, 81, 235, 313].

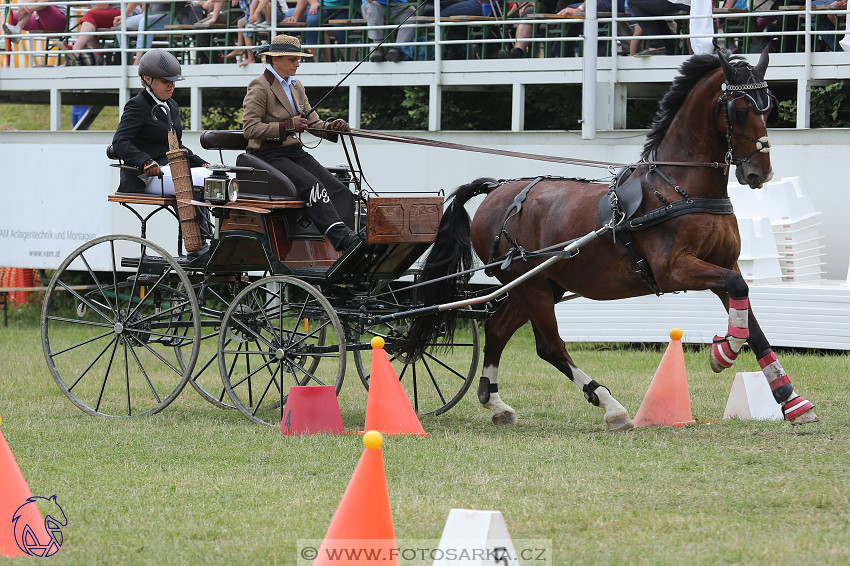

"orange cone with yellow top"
[313, 431, 398, 566]
[364, 337, 426, 436]
[633, 328, 697, 427]
[1, 416, 51, 557]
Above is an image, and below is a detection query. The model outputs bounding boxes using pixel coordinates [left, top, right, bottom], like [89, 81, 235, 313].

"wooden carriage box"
[366, 196, 443, 244]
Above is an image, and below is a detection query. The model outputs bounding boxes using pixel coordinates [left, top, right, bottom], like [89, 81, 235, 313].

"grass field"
[0, 104, 120, 131]
[1, 309, 848, 565]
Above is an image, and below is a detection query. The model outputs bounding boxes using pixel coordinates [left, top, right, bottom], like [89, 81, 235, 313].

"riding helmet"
[137, 49, 185, 82]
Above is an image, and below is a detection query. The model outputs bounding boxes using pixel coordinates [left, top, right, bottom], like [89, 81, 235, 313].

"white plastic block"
[433, 509, 519, 566]
[729, 177, 818, 224]
[724, 372, 783, 420]
[737, 217, 781, 260]
[738, 257, 783, 285]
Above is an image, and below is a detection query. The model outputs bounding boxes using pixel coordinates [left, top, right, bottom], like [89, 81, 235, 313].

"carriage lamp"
[204, 168, 239, 205]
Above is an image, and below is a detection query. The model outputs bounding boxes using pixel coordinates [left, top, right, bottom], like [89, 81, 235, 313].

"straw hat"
[265, 34, 313, 58]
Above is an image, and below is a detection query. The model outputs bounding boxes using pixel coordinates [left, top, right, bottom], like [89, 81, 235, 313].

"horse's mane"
[641, 53, 756, 160]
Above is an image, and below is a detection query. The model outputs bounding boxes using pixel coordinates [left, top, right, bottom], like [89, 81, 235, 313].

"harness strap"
[486, 176, 544, 274]
[626, 198, 734, 231]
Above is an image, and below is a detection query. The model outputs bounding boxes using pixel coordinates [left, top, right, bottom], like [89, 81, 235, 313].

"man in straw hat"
[242, 34, 360, 252]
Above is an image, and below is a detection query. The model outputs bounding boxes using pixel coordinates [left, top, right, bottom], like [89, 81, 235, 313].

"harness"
[486, 75, 771, 296]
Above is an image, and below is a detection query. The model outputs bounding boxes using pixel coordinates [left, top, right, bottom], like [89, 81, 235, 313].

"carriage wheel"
[41, 235, 200, 417]
[353, 317, 480, 415]
[175, 276, 249, 409]
[218, 276, 345, 426]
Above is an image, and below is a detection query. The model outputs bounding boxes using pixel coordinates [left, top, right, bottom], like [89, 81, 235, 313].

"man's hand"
[327, 118, 350, 133]
[143, 159, 163, 178]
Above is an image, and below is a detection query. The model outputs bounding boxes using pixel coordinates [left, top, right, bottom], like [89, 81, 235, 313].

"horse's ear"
[717, 51, 733, 82]
[755, 47, 770, 78]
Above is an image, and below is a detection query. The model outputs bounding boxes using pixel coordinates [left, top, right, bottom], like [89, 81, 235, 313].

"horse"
[404, 49, 818, 430]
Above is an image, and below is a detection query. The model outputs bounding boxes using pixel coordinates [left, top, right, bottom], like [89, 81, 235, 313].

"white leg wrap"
[569, 364, 633, 431]
[480, 364, 516, 425]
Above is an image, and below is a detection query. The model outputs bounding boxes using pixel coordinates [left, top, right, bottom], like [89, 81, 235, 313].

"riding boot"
[325, 223, 361, 252]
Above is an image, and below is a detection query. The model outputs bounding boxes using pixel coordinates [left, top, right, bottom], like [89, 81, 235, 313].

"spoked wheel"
[176, 275, 250, 409]
[354, 316, 480, 415]
[218, 276, 345, 426]
[41, 235, 200, 417]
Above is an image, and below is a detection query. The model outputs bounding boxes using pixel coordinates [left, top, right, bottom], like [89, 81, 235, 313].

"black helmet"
[138, 49, 184, 81]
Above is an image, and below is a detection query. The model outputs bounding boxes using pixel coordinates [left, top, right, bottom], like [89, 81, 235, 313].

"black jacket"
[112, 90, 206, 193]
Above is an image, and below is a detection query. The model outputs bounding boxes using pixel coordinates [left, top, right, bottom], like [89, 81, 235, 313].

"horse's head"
[717, 49, 775, 189]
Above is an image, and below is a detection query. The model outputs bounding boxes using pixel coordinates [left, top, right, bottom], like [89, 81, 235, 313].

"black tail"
[399, 178, 498, 359]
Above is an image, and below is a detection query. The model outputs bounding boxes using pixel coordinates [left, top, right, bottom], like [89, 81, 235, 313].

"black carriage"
[40, 131, 483, 425]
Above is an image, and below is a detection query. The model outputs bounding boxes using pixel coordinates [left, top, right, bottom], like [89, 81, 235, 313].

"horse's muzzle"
[736, 162, 774, 189]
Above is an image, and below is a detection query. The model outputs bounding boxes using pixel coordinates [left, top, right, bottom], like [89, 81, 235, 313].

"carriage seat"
[200, 130, 300, 201]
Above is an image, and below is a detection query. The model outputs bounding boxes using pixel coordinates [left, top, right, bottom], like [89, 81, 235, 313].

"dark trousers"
[627, 0, 689, 51]
[253, 146, 355, 234]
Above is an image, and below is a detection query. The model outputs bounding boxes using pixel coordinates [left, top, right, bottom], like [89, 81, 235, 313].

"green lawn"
[1, 311, 848, 565]
[0, 104, 119, 131]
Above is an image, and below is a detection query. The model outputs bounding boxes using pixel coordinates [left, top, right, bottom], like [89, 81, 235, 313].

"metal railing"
[1, 0, 847, 64]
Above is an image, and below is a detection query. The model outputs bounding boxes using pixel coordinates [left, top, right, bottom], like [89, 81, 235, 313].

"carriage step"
[121, 255, 200, 270]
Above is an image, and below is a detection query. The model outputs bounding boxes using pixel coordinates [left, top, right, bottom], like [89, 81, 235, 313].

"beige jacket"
[242, 69, 338, 152]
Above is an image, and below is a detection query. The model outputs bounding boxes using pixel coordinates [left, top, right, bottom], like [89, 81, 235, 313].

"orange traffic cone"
[363, 337, 426, 437]
[313, 431, 397, 566]
[633, 328, 696, 428]
[1, 420, 50, 557]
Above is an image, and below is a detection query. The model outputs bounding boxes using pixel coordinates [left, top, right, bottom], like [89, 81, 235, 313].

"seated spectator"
[441, 0, 500, 60]
[362, 0, 416, 62]
[628, 0, 689, 56]
[283, 0, 350, 57]
[812, 0, 847, 51]
[224, 0, 259, 66]
[117, 2, 200, 64]
[498, 0, 572, 59]
[555, 0, 627, 57]
[2, 0, 67, 43]
[69, 3, 140, 65]
[251, 0, 287, 27]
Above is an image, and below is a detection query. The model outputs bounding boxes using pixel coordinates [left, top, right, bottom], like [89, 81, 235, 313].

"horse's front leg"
[745, 313, 819, 425]
[710, 273, 818, 425]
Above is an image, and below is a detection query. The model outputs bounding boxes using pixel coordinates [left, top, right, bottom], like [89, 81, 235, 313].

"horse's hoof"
[605, 412, 634, 431]
[492, 411, 518, 425]
[788, 408, 819, 425]
[709, 355, 726, 373]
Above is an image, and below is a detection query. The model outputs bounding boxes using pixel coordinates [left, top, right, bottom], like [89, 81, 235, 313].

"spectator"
[2, 0, 67, 43]
[250, 0, 287, 27]
[628, 0, 689, 56]
[812, 0, 847, 51]
[362, 0, 416, 62]
[117, 2, 200, 64]
[498, 1, 572, 58]
[554, 0, 627, 57]
[283, 0, 349, 56]
[225, 0, 259, 65]
[69, 3, 139, 65]
[441, 0, 499, 60]
[242, 34, 359, 251]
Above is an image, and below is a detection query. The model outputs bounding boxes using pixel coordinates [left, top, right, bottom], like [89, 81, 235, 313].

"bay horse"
[405, 49, 817, 430]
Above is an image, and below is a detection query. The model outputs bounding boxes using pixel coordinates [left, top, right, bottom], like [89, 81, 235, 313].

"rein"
[312, 128, 727, 170]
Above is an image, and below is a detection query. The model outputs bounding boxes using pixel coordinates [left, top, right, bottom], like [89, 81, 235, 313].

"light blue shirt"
[265, 63, 298, 115]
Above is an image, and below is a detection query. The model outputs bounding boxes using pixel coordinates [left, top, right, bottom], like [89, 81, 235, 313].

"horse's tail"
[399, 178, 498, 359]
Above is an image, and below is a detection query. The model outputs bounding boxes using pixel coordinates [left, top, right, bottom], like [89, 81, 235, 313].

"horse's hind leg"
[478, 296, 528, 425]
[522, 283, 633, 431]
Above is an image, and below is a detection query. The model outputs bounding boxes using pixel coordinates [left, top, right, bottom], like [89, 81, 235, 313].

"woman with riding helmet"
[112, 49, 211, 195]
[242, 34, 359, 252]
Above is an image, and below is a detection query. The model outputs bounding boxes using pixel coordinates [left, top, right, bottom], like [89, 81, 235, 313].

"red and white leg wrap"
[711, 335, 740, 369]
[757, 351, 814, 421]
[782, 396, 815, 421]
[711, 299, 750, 369]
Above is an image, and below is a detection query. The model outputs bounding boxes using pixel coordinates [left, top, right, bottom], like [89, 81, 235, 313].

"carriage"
[40, 130, 487, 426]
[42, 50, 819, 430]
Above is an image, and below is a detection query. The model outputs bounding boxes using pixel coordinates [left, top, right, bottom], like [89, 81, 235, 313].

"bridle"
[716, 73, 776, 171]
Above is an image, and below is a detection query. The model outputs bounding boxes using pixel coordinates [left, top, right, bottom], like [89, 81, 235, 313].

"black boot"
[326, 224, 361, 252]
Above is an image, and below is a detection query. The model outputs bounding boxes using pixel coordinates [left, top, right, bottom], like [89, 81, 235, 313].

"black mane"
[641, 53, 758, 160]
